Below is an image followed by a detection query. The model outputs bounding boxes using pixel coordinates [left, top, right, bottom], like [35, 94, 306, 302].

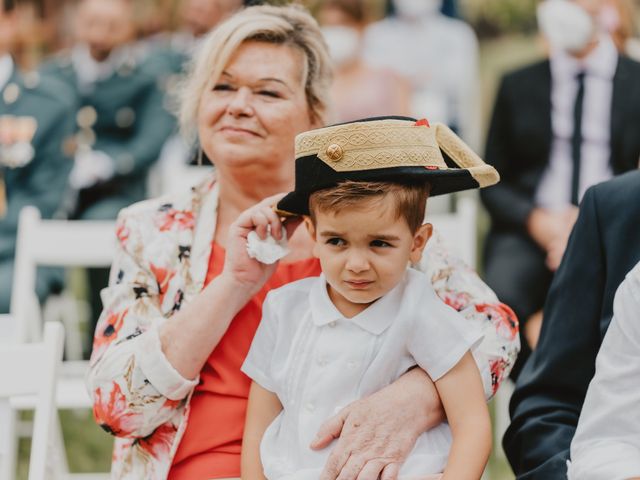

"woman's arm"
[436, 352, 492, 480]
[89, 194, 295, 438]
[241, 382, 283, 480]
[417, 230, 520, 398]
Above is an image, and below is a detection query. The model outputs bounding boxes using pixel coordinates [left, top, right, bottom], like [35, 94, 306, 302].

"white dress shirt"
[535, 35, 618, 209]
[567, 261, 640, 479]
[242, 268, 483, 479]
[0, 54, 14, 92]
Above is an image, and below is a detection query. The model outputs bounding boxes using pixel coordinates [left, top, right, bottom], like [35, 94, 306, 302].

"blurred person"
[363, 0, 480, 147]
[318, 0, 411, 122]
[504, 169, 640, 479]
[481, 0, 640, 377]
[41, 0, 175, 352]
[86, 5, 518, 479]
[0, 0, 76, 313]
[567, 259, 640, 479]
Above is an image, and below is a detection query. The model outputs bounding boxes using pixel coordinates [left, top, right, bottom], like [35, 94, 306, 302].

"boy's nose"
[346, 251, 370, 273]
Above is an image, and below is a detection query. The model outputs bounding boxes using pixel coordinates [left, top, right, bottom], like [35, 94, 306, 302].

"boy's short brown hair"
[308, 181, 431, 233]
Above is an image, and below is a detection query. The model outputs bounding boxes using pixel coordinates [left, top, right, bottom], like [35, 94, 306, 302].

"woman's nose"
[226, 87, 253, 117]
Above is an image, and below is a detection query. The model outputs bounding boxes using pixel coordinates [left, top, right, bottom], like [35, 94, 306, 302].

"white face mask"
[537, 0, 596, 53]
[392, 0, 442, 19]
[322, 26, 360, 67]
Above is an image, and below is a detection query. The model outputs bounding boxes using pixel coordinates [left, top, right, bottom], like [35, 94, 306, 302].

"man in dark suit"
[0, 0, 76, 312]
[481, 0, 640, 376]
[504, 169, 640, 478]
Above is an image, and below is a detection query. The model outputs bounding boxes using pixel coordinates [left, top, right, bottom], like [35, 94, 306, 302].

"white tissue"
[246, 227, 289, 264]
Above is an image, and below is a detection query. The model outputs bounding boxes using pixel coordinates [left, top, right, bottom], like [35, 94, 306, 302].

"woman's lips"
[218, 126, 260, 137]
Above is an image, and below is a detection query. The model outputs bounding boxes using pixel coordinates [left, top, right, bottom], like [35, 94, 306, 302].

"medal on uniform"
[0, 115, 37, 168]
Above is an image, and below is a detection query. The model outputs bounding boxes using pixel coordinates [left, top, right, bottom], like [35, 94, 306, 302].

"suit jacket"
[481, 57, 640, 233]
[41, 50, 176, 219]
[503, 170, 640, 479]
[0, 67, 76, 261]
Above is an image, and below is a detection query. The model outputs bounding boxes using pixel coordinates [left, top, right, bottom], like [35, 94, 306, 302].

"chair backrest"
[0, 322, 64, 480]
[425, 196, 478, 268]
[9, 206, 117, 343]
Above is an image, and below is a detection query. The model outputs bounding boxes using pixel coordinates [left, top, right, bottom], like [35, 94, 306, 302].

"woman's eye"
[371, 240, 392, 248]
[213, 83, 234, 92]
[258, 90, 280, 98]
[327, 238, 346, 246]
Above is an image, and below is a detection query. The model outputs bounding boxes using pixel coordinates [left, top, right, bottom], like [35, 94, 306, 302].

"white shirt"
[567, 261, 640, 480]
[0, 54, 13, 92]
[71, 44, 131, 93]
[535, 35, 618, 209]
[242, 268, 483, 479]
[362, 14, 480, 148]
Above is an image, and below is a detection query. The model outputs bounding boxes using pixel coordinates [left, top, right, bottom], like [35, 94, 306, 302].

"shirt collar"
[550, 34, 618, 81]
[0, 54, 14, 92]
[309, 273, 408, 335]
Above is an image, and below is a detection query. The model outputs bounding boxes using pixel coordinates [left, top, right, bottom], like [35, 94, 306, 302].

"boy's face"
[307, 197, 432, 318]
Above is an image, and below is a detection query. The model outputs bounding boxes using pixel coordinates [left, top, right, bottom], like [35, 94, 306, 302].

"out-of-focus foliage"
[461, 0, 538, 38]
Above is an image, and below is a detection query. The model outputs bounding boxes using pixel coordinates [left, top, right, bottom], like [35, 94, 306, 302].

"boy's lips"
[344, 279, 374, 289]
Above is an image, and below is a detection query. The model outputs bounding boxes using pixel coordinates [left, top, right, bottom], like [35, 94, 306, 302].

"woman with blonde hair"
[87, 4, 518, 479]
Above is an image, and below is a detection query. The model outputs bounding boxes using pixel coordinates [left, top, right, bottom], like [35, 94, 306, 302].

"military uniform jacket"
[0, 66, 76, 260]
[41, 49, 176, 219]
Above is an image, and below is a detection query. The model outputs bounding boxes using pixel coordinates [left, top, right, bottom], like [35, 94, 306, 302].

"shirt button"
[317, 356, 327, 366]
[305, 402, 315, 412]
[328, 321, 337, 328]
[347, 361, 358, 369]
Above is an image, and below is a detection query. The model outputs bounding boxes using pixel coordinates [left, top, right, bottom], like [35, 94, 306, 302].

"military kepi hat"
[276, 116, 500, 216]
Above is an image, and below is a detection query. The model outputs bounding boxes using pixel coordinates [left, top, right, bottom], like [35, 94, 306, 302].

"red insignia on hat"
[415, 118, 430, 127]
[425, 165, 439, 170]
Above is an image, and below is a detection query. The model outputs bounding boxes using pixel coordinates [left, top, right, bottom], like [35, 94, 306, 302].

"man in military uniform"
[42, 0, 175, 221]
[0, 0, 77, 313]
[41, 0, 175, 349]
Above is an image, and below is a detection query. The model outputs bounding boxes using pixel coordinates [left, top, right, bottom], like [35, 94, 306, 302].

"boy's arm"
[435, 351, 492, 480]
[241, 381, 283, 480]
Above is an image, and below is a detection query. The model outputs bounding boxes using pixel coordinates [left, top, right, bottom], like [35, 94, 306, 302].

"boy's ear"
[409, 223, 433, 265]
[303, 216, 316, 239]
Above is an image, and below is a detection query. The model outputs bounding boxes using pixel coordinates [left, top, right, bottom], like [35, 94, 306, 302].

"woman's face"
[198, 41, 315, 173]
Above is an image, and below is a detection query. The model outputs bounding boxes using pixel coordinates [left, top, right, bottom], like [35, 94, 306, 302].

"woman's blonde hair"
[179, 4, 333, 140]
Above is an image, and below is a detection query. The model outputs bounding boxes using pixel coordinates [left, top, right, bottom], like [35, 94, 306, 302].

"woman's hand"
[221, 193, 301, 300]
[310, 368, 444, 480]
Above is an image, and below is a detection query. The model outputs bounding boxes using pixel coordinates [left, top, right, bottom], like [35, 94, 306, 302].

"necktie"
[571, 72, 585, 205]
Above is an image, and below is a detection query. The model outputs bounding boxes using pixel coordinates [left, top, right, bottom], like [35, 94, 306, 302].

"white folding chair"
[0, 322, 65, 480]
[426, 195, 478, 268]
[7, 206, 116, 479]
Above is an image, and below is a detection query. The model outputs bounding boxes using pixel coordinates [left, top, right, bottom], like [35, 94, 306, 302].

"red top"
[168, 243, 320, 479]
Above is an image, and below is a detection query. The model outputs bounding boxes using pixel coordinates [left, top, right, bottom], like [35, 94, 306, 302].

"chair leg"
[0, 401, 18, 480]
[48, 414, 70, 478]
[44, 294, 84, 361]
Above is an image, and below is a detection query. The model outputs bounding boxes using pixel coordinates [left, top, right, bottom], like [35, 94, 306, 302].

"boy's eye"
[326, 237, 346, 246]
[370, 240, 392, 248]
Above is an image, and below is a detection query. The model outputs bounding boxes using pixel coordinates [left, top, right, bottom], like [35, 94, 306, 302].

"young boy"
[241, 116, 500, 480]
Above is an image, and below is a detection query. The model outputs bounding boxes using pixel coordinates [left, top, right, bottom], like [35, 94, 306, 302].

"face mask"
[537, 0, 596, 53]
[392, 0, 442, 19]
[322, 26, 360, 67]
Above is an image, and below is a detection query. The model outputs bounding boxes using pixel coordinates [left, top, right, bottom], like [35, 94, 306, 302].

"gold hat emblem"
[326, 143, 343, 162]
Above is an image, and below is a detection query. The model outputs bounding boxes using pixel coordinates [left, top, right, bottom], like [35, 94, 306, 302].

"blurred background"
[3, 0, 640, 478]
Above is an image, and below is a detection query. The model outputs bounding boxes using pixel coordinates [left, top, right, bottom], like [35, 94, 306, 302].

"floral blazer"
[87, 175, 519, 479]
